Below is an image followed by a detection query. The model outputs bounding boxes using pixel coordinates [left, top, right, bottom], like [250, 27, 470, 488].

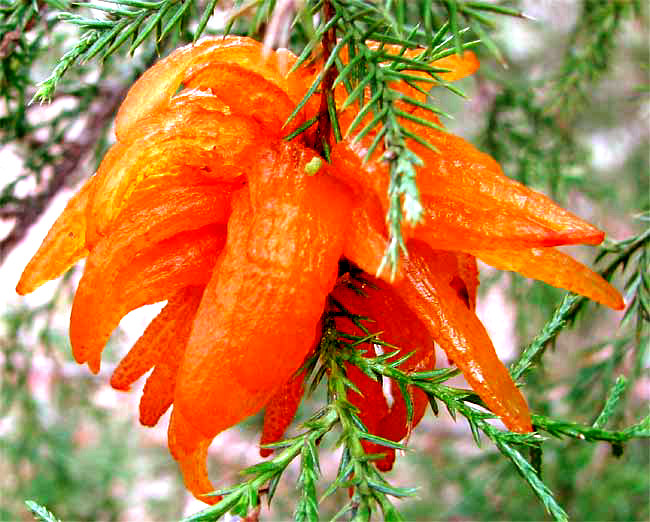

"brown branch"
[0, 86, 127, 262]
[0, 30, 21, 59]
[315, 0, 337, 158]
[0, 0, 46, 59]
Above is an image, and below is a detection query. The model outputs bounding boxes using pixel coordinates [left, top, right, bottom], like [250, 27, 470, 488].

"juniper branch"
[31, 0, 278, 101]
[532, 413, 650, 444]
[337, 334, 568, 522]
[330, 287, 648, 522]
[315, 0, 338, 159]
[293, 437, 321, 522]
[181, 408, 338, 522]
[510, 226, 650, 381]
[549, 0, 641, 116]
[341, 338, 649, 521]
[24, 500, 62, 522]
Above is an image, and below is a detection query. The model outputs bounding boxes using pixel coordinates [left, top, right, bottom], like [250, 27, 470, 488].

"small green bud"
[305, 156, 323, 176]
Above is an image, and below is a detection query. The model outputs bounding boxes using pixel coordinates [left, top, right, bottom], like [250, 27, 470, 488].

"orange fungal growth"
[184, 62, 303, 137]
[168, 406, 219, 504]
[174, 145, 352, 441]
[16, 176, 96, 295]
[115, 36, 294, 141]
[433, 51, 481, 82]
[396, 241, 533, 433]
[474, 247, 625, 310]
[332, 276, 436, 470]
[16, 35, 624, 503]
[259, 368, 309, 458]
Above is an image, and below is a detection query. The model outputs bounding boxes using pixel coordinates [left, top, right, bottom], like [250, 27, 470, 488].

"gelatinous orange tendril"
[17, 35, 623, 503]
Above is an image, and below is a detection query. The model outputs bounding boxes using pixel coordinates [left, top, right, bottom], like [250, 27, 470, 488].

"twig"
[315, 0, 337, 159]
[0, 30, 21, 59]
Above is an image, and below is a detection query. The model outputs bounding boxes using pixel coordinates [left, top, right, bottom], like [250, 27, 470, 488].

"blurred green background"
[1, 1, 648, 520]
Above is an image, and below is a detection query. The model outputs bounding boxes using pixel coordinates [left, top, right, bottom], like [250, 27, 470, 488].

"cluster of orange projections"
[17, 36, 624, 503]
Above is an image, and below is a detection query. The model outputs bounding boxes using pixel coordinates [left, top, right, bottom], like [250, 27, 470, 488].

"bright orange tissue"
[332, 276, 435, 470]
[16, 35, 624, 504]
[175, 143, 352, 441]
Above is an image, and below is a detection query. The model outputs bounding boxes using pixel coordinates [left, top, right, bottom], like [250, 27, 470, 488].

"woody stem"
[316, 0, 337, 160]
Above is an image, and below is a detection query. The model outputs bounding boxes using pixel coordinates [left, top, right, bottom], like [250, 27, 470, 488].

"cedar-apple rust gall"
[17, 36, 624, 503]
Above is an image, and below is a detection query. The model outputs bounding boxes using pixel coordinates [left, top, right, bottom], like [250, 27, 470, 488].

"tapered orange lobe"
[332, 275, 435, 469]
[116, 36, 293, 141]
[71, 225, 225, 373]
[168, 407, 219, 504]
[396, 240, 532, 434]
[474, 247, 624, 310]
[17, 176, 96, 295]
[175, 142, 352, 439]
[259, 370, 307, 458]
[15, 35, 626, 506]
